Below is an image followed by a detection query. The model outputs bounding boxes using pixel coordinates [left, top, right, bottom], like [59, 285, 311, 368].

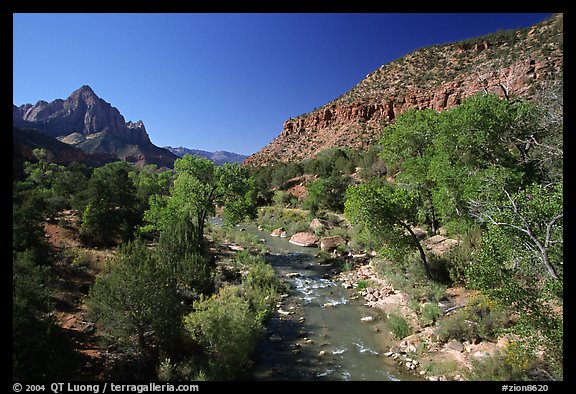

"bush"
[356, 280, 369, 290]
[445, 227, 482, 284]
[420, 302, 443, 327]
[13, 250, 75, 379]
[87, 240, 184, 361]
[241, 253, 279, 320]
[435, 294, 510, 343]
[387, 313, 412, 339]
[183, 286, 263, 380]
[465, 344, 557, 381]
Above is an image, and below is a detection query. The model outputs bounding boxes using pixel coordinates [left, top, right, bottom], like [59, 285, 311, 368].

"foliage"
[466, 345, 557, 381]
[345, 181, 433, 279]
[239, 252, 279, 320]
[435, 294, 510, 343]
[87, 240, 184, 361]
[142, 155, 256, 252]
[183, 285, 263, 380]
[79, 161, 140, 246]
[469, 182, 563, 282]
[387, 313, 412, 340]
[379, 108, 440, 231]
[304, 175, 351, 214]
[429, 94, 541, 228]
[12, 182, 51, 262]
[256, 205, 310, 235]
[156, 215, 214, 297]
[129, 164, 173, 217]
[13, 250, 75, 379]
[466, 220, 563, 376]
[443, 226, 482, 284]
[419, 302, 444, 327]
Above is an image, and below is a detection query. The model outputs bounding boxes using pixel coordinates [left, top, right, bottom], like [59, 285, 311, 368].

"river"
[231, 223, 420, 381]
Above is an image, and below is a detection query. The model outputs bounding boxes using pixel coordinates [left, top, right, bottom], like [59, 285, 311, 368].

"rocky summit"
[244, 13, 563, 167]
[13, 85, 177, 168]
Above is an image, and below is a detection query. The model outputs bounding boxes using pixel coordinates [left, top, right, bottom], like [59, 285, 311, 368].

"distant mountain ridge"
[244, 13, 563, 166]
[164, 146, 248, 165]
[13, 85, 177, 168]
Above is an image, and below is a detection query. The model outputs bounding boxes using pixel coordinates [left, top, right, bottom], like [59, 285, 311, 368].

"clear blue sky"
[13, 13, 554, 155]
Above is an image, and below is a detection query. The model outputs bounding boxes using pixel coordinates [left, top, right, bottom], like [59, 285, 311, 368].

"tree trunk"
[402, 222, 433, 280]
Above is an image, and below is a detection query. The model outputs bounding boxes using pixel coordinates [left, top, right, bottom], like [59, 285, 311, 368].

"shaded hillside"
[244, 13, 563, 166]
[13, 86, 177, 168]
[13, 126, 116, 179]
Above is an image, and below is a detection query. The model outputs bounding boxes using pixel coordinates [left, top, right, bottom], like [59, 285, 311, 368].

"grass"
[387, 313, 412, 340]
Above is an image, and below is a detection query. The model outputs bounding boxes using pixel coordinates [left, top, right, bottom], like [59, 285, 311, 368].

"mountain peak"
[69, 85, 100, 104]
[12, 86, 179, 168]
[77, 84, 95, 94]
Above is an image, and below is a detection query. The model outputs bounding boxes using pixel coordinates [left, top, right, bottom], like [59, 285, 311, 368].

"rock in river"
[289, 232, 319, 247]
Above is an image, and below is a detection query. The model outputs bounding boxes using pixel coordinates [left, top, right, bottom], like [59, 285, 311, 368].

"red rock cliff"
[244, 14, 563, 166]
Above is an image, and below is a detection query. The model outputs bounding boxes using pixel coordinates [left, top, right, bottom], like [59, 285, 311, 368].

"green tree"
[469, 182, 563, 281]
[156, 215, 214, 296]
[87, 240, 184, 361]
[51, 161, 92, 211]
[466, 182, 563, 378]
[142, 155, 256, 252]
[80, 161, 139, 245]
[13, 250, 75, 379]
[379, 108, 440, 232]
[429, 94, 538, 229]
[304, 175, 351, 214]
[129, 164, 173, 216]
[345, 181, 433, 279]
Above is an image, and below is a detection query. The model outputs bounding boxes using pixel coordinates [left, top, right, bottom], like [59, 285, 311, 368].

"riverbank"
[337, 260, 509, 381]
[212, 218, 515, 381]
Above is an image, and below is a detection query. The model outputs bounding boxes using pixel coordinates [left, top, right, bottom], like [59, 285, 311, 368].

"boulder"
[424, 235, 460, 255]
[446, 339, 464, 352]
[309, 218, 329, 232]
[319, 235, 347, 252]
[289, 232, 319, 247]
[271, 227, 287, 237]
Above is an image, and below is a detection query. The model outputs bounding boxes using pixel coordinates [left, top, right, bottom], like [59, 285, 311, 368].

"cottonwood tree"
[379, 108, 441, 233]
[345, 181, 433, 280]
[469, 182, 563, 282]
[466, 182, 563, 377]
[143, 155, 256, 252]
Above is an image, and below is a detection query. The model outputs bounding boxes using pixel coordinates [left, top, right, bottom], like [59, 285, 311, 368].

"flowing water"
[229, 223, 420, 381]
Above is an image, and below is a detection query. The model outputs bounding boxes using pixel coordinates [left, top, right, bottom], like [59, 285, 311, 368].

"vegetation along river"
[230, 223, 420, 381]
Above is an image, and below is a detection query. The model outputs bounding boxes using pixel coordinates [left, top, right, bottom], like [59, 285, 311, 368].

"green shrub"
[465, 344, 557, 381]
[435, 294, 510, 343]
[445, 227, 482, 284]
[88, 240, 184, 360]
[183, 286, 263, 380]
[435, 312, 475, 343]
[387, 313, 412, 339]
[420, 302, 443, 327]
[13, 250, 76, 379]
[356, 280, 369, 290]
[242, 254, 279, 320]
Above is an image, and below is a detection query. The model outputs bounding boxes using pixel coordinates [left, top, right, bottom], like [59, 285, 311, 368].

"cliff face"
[244, 14, 563, 166]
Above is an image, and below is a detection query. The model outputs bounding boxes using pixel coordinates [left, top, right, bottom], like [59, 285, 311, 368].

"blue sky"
[13, 13, 554, 155]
